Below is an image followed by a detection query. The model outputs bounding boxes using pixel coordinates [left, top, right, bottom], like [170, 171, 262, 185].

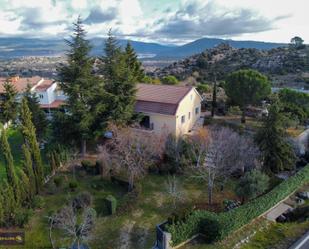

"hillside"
[0, 37, 284, 59]
[154, 44, 309, 88]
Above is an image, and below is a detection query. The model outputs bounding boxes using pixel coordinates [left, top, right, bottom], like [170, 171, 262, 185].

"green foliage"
[81, 160, 99, 175]
[235, 170, 269, 201]
[167, 165, 309, 246]
[20, 98, 44, 192]
[53, 176, 63, 188]
[0, 129, 19, 192]
[141, 76, 161, 84]
[69, 180, 78, 191]
[21, 144, 36, 198]
[23, 85, 48, 139]
[255, 101, 296, 173]
[278, 88, 309, 123]
[101, 32, 141, 125]
[228, 106, 242, 115]
[197, 83, 210, 94]
[0, 80, 18, 124]
[162, 75, 179, 85]
[57, 17, 109, 154]
[32, 196, 45, 209]
[105, 195, 117, 215]
[225, 69, 271, 122]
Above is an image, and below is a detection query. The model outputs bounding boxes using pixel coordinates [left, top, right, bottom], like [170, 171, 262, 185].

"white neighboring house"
[0, 76, 65, 117]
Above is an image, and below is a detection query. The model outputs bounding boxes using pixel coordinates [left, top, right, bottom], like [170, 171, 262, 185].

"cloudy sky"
[0, 0, 308, 45]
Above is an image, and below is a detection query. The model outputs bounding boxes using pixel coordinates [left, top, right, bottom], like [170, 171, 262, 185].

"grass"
[0, 172, 238, 249]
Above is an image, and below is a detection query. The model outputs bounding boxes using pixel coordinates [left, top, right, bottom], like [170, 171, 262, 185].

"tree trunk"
[81, 140, 87, 157]
[211, 80, 217, 117]
[241, 109, 246, 123]
[128, 174, 134, 192]
[208, 182, 213, 205]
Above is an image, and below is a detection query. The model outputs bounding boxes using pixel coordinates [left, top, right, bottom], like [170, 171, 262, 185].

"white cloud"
[0, 0, 308, 44]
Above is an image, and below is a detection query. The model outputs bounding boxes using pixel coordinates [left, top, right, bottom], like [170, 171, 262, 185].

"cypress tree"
[20, 98, 44, 192]
[0, 80, 18, 124]
[57, 17, 109, 156]
[255, 101, 296, 173]
[19, 170, 32, 204]
[0, 129, 19, 193]
[21, 144, 36, 198]
[24, 85, 48, 140]
[0, 189, 4, 226]
[2, 180, 18, 226]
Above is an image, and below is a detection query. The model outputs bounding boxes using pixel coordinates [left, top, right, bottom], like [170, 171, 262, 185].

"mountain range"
[0, 37, 286, 59]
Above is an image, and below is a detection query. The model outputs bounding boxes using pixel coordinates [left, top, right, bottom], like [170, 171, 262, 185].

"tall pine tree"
[57, 17, 109, 155]
[0, 80, 18, 124]
[101, 32, 142, 124]
[20, 98, 44, 192]
[255, 100, 296, 173]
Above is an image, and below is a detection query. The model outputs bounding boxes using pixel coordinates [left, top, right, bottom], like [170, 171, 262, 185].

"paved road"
[289, 230, 309, 249]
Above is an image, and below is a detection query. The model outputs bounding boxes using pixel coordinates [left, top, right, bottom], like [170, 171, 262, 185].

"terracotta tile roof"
[135, 84, 193, 115]
[35, 79, 54, 91]
[136, 83, 192, 104]
[40, 100, 65, 109]
[0, 76, 42, 93]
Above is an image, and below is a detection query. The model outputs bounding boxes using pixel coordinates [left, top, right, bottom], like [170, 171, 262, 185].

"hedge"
[167, 165, 309, 246]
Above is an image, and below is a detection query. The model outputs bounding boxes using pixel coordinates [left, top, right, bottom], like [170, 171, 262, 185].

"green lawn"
[2, 172, 238, 249]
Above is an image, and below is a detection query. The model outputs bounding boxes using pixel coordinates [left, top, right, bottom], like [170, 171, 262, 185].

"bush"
[68, 180, 78, 191]
[162, 75, 179, 85]
[117, 183, 142, 214]
[15, 208, 33, 227]
[167, 165, 309, 246]
[228, 106, 242, 115]
[32, 196, 45, 209]
[81, 160, 100, 175]
[105, 195, 117, 215]
[53, 176, 63, 188]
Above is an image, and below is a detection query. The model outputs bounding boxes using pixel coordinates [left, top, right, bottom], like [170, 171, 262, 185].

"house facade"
[135, 84, 202, 136]
[0, 76, 65, 112]
[1, 77, 202, 136]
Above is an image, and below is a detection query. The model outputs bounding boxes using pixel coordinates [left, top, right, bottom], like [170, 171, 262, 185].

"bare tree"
[51, 204, 96, 249]
[189, 126, 260, 205]
[98, 125, 167, 191]
[165, 175, 184, 209]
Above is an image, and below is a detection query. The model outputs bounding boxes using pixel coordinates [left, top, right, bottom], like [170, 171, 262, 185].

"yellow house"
[135, 84, 202, 136]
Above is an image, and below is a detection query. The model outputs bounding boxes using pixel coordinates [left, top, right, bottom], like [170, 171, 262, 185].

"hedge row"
[167, 165, 309, 246]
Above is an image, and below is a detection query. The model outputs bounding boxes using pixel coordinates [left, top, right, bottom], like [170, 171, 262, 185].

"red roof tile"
[0, 76, 42, 93]
[134, 84, 193, 115]
[35, 79, 54, 91]
[40, 100, 65, 109]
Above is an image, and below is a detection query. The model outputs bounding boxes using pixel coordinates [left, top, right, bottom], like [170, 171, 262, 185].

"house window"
[39, 94, 44, 99]
[188, 112, 191, 120]
[181, 115, 185, 124]
[195, 107, 199, 115]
